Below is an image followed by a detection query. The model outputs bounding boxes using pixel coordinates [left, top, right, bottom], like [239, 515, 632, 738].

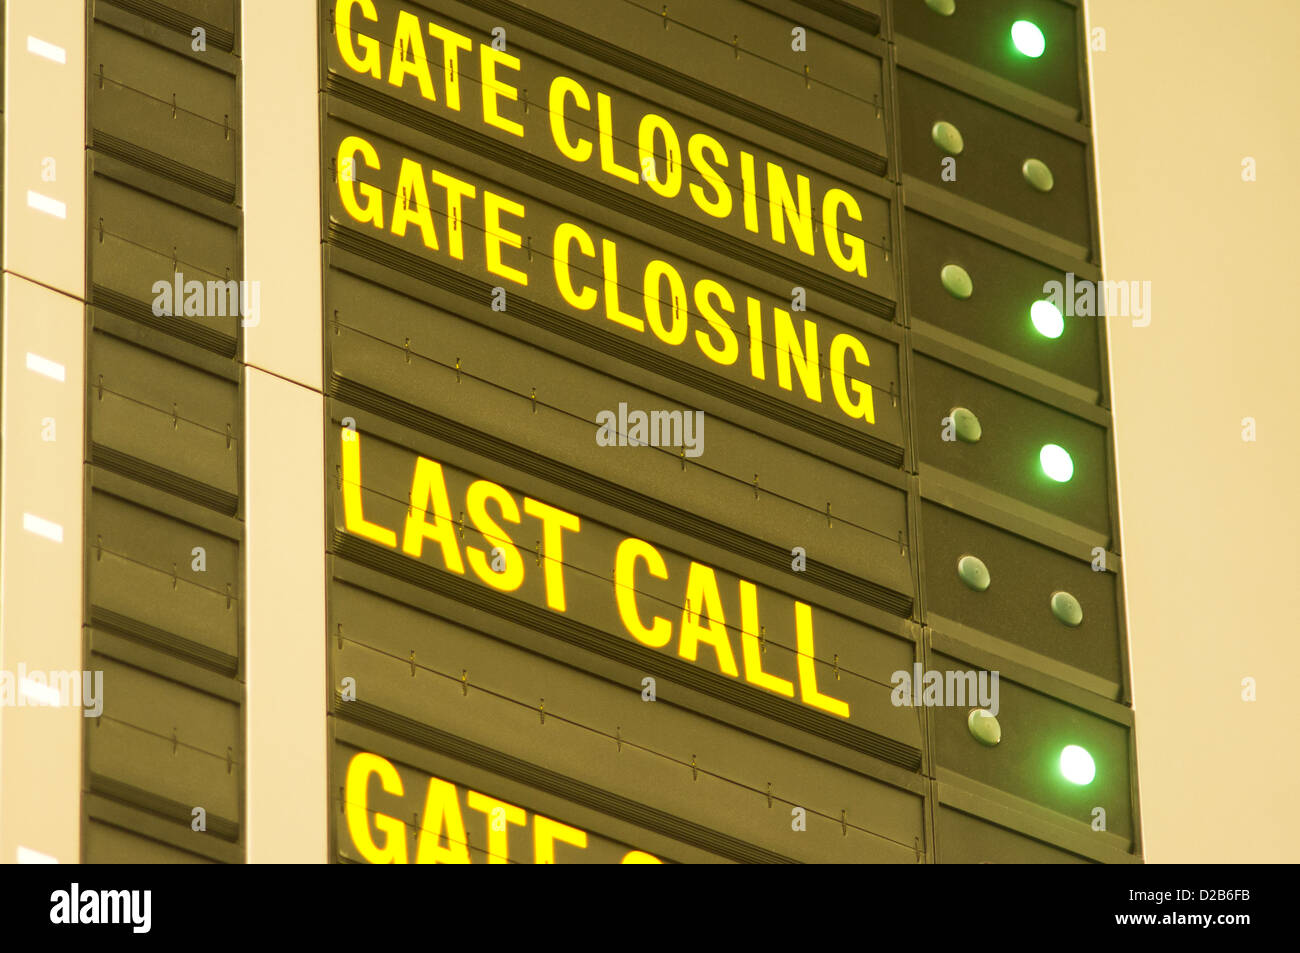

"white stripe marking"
[27, 191, 67, 219]
[22, 513, 64, 543]
[20, 678, 63, 707]
[17, 846, 59, 864]
[25, 352, 66, 382]
[26, 36, 67, 64]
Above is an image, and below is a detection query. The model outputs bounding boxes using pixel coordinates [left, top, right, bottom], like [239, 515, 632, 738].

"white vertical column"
[242, 0, 328, 862]
[0, 1, 87, 864]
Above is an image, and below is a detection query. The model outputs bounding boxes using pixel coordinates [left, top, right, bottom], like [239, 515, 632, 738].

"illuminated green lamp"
[1011, 20, 1046, 58]
[1060, 745, 1096, 785]
[1031, 300, 1064, 339]
[1039, 444, 1074, 483]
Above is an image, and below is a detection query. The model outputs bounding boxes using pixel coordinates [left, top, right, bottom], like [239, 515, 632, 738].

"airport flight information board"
[322, 0, 1140, 864]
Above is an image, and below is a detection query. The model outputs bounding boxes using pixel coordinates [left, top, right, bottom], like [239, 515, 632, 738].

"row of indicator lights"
[947, 0, 1084, 776]
[949, 317, 1094, 779]
[928, 8, 1059, 342]
[936, 2, 1083, 728]
[934, 0, 1066, 353]
[926, 6, 1099, 795]
[925, 11, 1055, 262]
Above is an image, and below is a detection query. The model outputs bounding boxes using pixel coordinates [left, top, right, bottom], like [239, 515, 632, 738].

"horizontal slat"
[922, 500, 1122, 690]
[89, 329, 240, 505]
[897, 68, 1094, 258]
[85, 654, 242, 838]
[90, 19, 238, 193]
[101, 0, 238, 52]
[87, 488, 240, 667]
[88, 173, 242, 349]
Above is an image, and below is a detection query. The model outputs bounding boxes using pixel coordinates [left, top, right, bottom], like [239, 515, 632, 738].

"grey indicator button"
[957, 554, 990, 591]
[925, 0, 957, 14]
[940, 263, 973, 299]
[968, 709, 1001, 746]
[1050, 590, 1084, 627]
[1023, 158, 1055, 192]
[949, 406, 982, 443]
[931, 120, 964, 155]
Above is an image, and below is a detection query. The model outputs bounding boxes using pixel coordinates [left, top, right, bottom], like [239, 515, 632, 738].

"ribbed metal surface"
[100, 0, 236, 51]
[92, 131, 235, 203]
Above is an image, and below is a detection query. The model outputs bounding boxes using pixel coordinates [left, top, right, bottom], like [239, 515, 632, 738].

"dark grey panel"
[912, 352, 1112, 541]
[922, 500, 1122, 689]
[931, 651, 1134, 843]
[88, 328, 240, 511]
[89, 171, 241, 354]
[905, 209, 1103, 399]
[893, 0, 1083, 112]
[330, 584, 925, 862]
[935, 807, 1091, 864]
[83, 819, 217, 864]
[101, 0, 238, 51]
[898, 68, 1092, 257]
[90, 19, 238, 199]
[86, 488, 239, 673]
[758, 0, 882, 36]
[86, 653, 241, 839]
[83, 0, 246, 869]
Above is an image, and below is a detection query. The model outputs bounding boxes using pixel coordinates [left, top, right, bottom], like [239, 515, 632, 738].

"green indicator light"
[1040, 444, 1074, 483]
[1060, 745, 1096, 785]
[1031, 300, 1064, 339]
[1012, 20, 1046, 58]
